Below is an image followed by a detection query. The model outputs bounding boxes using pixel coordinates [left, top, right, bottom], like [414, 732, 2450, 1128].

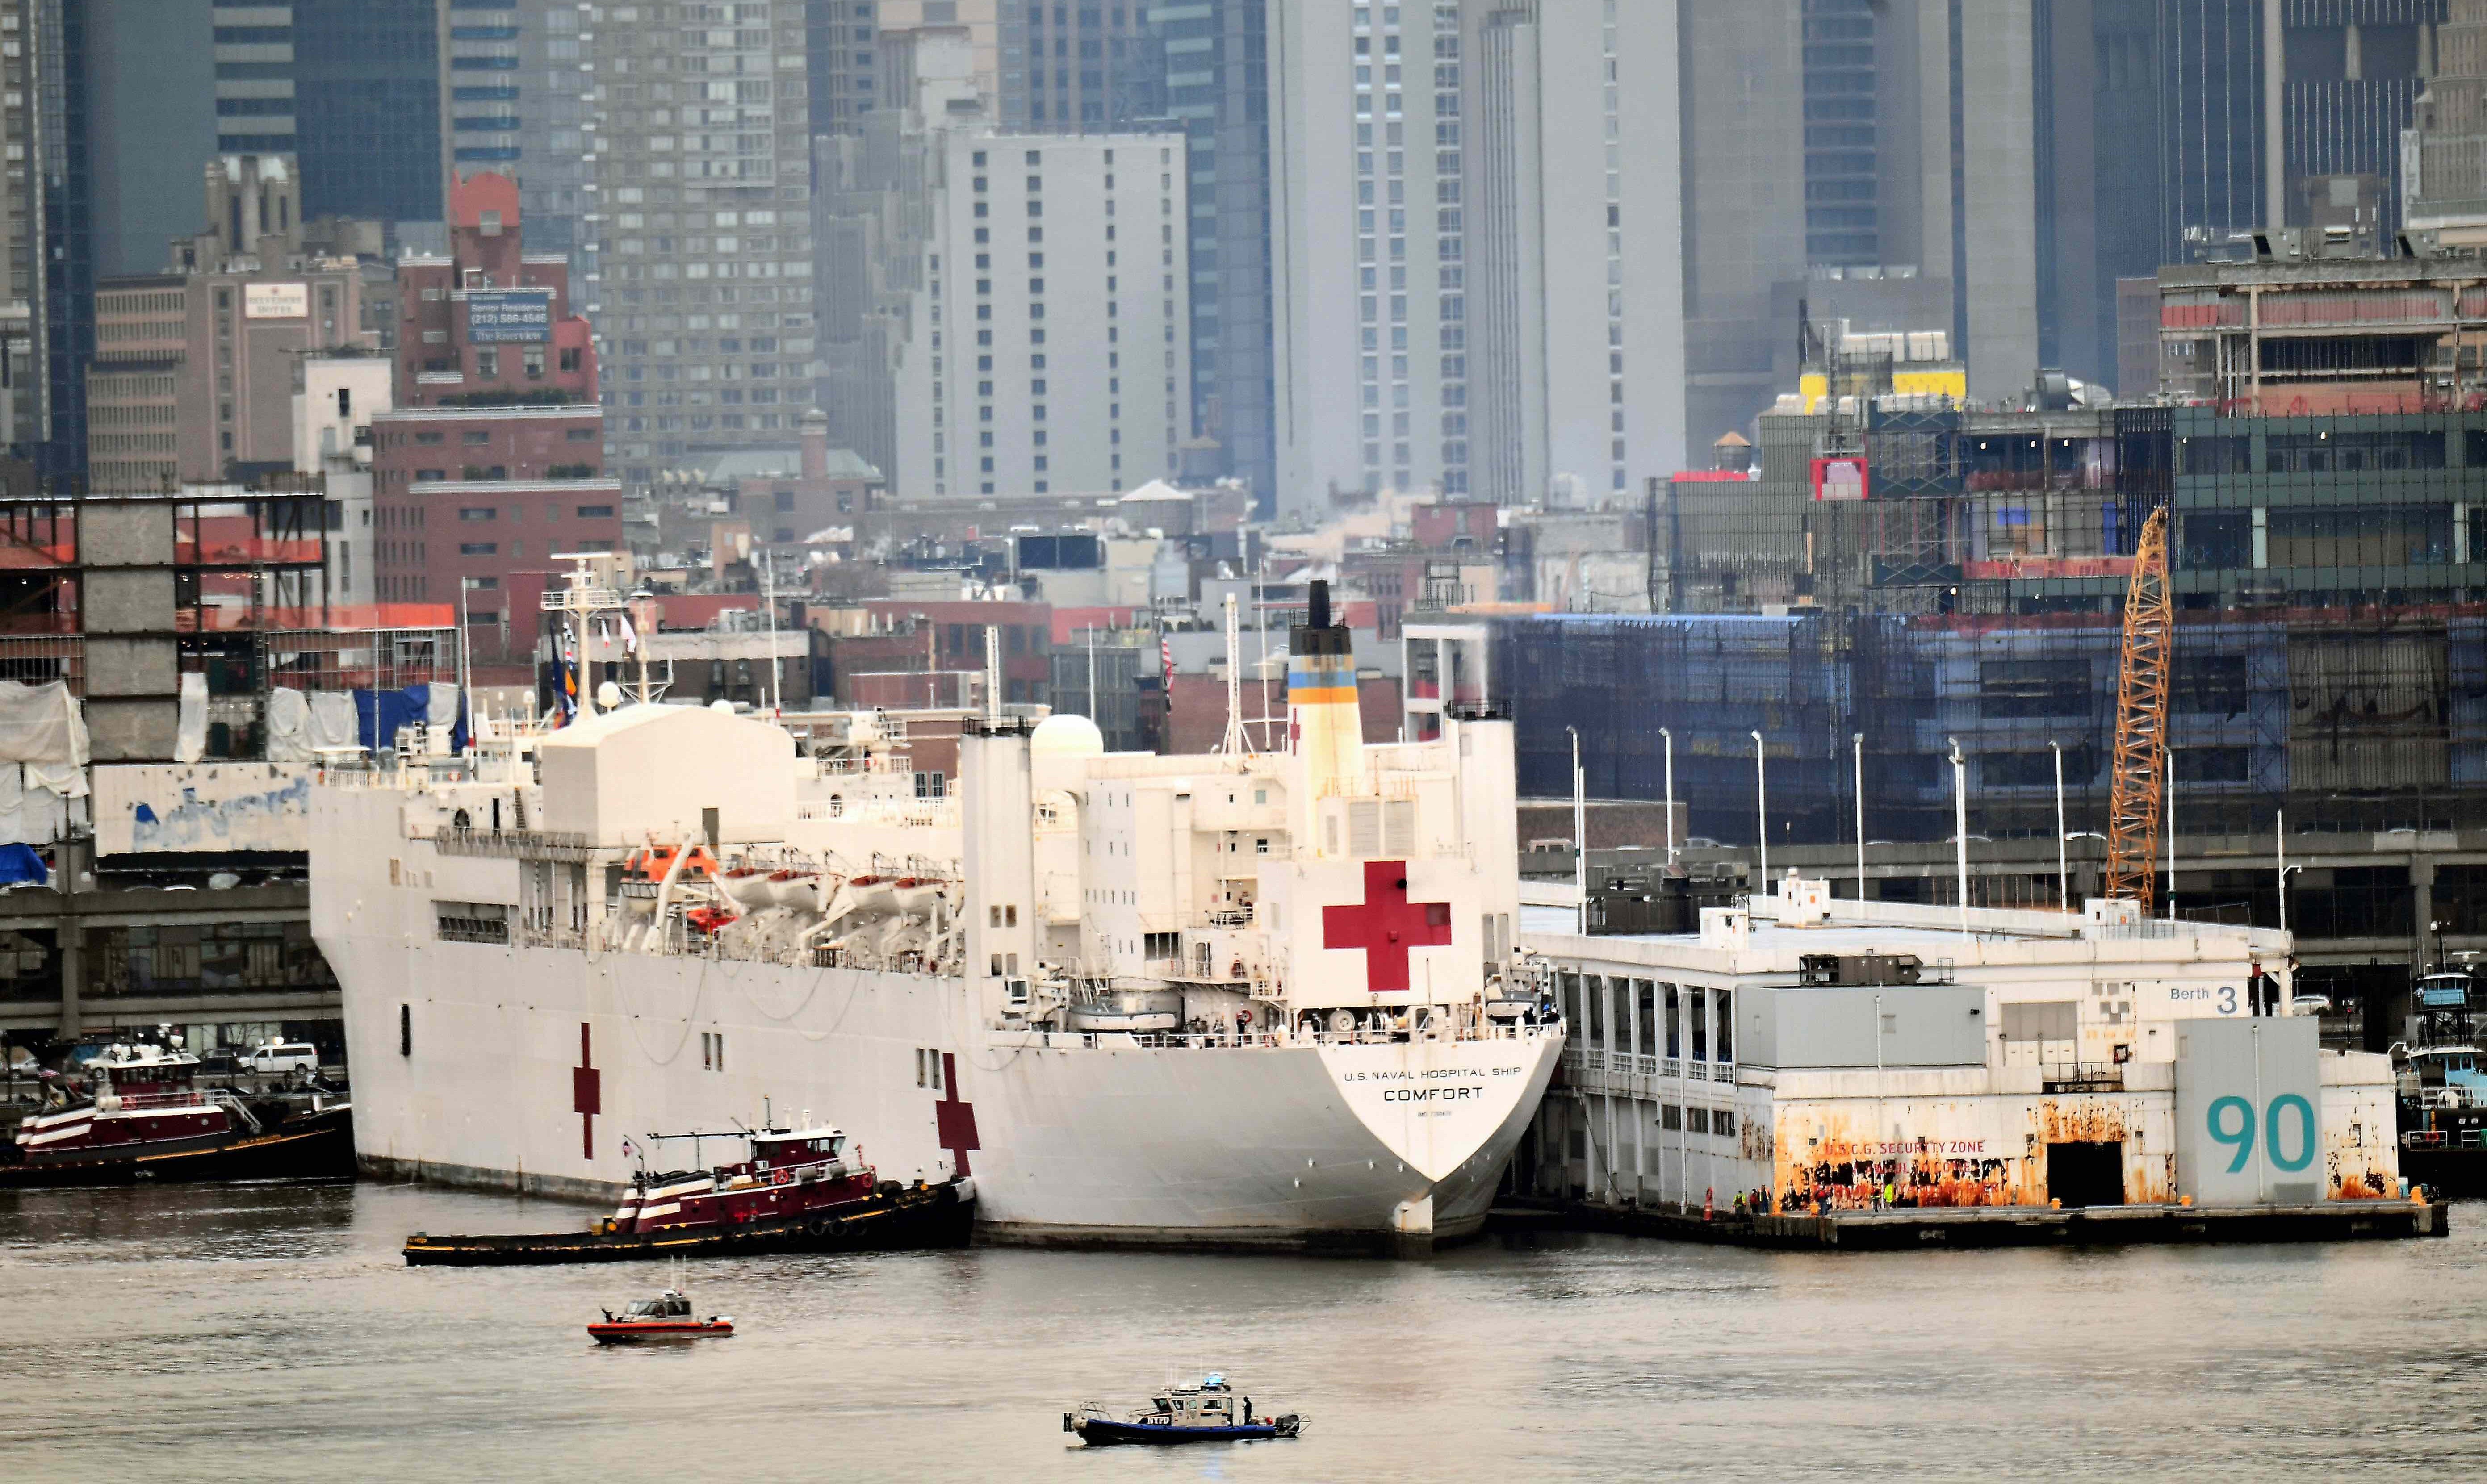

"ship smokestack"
[1289, 579, 1361, 826]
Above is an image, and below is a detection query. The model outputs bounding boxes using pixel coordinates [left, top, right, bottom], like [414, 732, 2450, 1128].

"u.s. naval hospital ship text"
[313, 579, 1560, 1251]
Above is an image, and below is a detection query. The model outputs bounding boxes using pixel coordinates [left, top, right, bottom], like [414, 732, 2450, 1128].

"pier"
[1489, 1195, 2451, 1250]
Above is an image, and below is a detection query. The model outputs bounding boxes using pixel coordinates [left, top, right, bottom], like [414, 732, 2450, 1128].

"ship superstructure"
[317, 580, 1561, 1250]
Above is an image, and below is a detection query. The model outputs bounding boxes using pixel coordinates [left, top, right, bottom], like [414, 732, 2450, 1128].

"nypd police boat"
[1063, 1373, 1305, 1445]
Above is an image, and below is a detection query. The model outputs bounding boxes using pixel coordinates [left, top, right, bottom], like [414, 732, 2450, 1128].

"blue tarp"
[352, 687, 468, 754]
[0, 842, 48, 886]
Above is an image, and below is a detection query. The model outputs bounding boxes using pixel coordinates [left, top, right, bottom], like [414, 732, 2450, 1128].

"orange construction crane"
[2104, 506, 2173, 906]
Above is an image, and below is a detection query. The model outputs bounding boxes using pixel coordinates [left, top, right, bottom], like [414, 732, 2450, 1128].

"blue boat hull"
[1072, 1418, 1285, 1445]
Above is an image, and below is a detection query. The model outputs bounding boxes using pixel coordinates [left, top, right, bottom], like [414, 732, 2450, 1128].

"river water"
[4, 1180, 2485, 1481]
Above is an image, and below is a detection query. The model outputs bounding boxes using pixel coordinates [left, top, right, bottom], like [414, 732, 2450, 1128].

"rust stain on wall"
[2033, 1099, 2128, 1146]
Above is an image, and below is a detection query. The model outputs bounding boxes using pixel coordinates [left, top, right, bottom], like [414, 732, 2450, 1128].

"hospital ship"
[313, 579, 1562, 1250]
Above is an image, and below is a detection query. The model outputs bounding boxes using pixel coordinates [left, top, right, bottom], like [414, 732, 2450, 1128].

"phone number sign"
[464, 288, 554, 344]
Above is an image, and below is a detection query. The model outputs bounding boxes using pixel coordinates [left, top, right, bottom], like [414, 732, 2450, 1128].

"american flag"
[1160, 634, 1174, 712]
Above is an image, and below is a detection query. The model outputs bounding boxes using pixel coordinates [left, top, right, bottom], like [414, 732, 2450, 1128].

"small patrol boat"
[586, 1286, 733, 1346]
[1063, 1374, 1305, 1445]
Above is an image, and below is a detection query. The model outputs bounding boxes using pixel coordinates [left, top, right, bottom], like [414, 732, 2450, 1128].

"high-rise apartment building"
[812, 1, 1002, 134]
[1465, 0, 1684, 506]
[1270, 0, 1683, 515]
[586, 0, 821, 482]
[1269, 0, 1470, 509]
[211, 1, 444, 226]
[894, 125, 1191, 497]
[440, 0, 597, 277]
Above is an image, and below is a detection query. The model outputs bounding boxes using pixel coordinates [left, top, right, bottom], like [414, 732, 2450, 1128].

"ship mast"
[1218, 591, 1249, 758]
[544, 551, 625, 718]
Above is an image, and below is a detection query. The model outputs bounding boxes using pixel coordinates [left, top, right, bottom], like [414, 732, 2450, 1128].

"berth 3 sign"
[2174, 1016, 2322, 1205]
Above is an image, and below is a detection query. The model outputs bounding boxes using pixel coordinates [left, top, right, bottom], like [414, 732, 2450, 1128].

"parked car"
[243, 1041, 320, 1074]
[2290, 994, 2335, 1016]
[197, 1047, 242, 1075]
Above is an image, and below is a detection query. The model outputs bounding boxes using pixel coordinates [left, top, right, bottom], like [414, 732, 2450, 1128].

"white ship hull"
[331, 934, 1561, 1250]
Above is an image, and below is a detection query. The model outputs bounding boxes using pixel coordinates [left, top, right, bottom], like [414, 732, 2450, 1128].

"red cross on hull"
[571, 1022, 601, 1162]
[934, 1052, 980, 1177]
[1323, 860, 1454, 994]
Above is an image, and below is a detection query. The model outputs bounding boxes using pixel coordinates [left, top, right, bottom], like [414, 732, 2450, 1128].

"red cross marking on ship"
[934, 1052, 980, 1177]
[1323, 860, 1453, 994]
[572, 1022, 600, 1162]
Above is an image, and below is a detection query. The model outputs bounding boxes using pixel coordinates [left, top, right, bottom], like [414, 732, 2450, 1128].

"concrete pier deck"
[1487, 1196, 2450, 1250]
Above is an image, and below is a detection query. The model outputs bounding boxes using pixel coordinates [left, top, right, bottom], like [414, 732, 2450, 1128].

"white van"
[244, 1041, 320, 1074]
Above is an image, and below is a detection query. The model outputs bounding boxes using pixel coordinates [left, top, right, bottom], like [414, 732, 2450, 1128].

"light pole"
[1852, 731, 1866, 904]
[1084, 624, 1098, 721]
[1751, 729, 1768, 894]
[1569, 725, 1587, 934]
[1874, 990, 1887, 1194]
[2166, 744, 2177, 920]
[1661, 726, 1676, 864]
[1948, 736, 1968, 936]
[457, 576, 476, 750]
[2050, 738, 2067, 911]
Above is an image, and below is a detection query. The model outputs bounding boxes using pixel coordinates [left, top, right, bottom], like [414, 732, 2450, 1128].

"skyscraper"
[1463, 0, 1684, 505]
[438, 0, 597, 277]
[2409, 0, 2487, 234]
[1154, 0, 1273, 506]
[13, 0, 94, 477]
[998, 0, 1163, 128]
[1270, 0, 1684, 515]
[211, 1, 444, 226]
[1269, 0, 1472, 509]
[586, 0, 821, 481]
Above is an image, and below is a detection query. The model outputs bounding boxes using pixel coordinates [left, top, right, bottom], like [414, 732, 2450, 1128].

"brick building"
[368, 174, 616, 659]
[862, 598, 1053, 706]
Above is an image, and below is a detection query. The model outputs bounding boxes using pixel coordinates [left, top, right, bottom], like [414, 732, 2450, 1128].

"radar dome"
[1031, 712, 1106, 758]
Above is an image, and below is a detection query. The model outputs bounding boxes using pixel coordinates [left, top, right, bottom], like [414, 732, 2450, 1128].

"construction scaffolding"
[1486, 599, 2487, 869]
[1495, 613, 1850, 840]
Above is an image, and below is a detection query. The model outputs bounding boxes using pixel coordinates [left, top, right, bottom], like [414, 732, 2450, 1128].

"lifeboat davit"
[844, 875, 897, 913]
[716, 868, 777, 911]
[767, 869, 823, 910]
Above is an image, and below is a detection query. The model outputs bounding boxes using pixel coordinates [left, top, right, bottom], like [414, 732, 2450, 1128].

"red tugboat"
[402, 1120, 974, 1265]
[4, 1041, 354, 1186]
[605, 1124, 877, 1236]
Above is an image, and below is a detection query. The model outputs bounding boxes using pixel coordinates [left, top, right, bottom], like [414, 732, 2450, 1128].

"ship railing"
[1018, 1022, 1564, 1053]
[1581, 1048, 1606, 1072]
[436, 826, 596, 861]
[1660, 1056, 1682, 1078]
[2404, 1127, 2487, 1149]
[94, 1089, 219, 1114]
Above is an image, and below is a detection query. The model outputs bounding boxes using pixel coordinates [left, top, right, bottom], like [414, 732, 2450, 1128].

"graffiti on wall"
[92, 765, 313, 855]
